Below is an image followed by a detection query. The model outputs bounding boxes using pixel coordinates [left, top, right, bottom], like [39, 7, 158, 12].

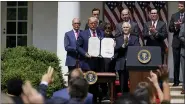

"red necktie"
[152, 21, 155, 28]
[93, 31, 96, 37]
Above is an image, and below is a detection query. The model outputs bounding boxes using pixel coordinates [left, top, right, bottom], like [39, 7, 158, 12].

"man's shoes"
[102, 95, 110, 100]
[181, 90, 185, 94]
[172, 83, 179, 86]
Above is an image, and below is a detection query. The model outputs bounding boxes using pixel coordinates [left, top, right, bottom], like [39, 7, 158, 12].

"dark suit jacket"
[38, 84, 68, 104]
[52, 88, 93, 104]
[46, 98, 83, 104]
[64, 30, 82, 66]
[84, 20, 105, 31]
[115, 21, 140, 37]
[38, 84, 86, 104]
[143, 20, 168, 53]
[114, 35, 140, 71]
[77, 29, 104, 70]
[169, 12, 185, 48]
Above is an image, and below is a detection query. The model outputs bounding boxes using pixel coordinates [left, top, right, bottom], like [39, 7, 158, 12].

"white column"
[57, 2, 80, 82]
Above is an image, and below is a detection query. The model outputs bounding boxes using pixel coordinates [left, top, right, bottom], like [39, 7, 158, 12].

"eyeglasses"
[73, 23, 80, 24]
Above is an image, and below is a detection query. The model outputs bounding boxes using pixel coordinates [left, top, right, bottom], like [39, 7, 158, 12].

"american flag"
[104, 1, 168, 48]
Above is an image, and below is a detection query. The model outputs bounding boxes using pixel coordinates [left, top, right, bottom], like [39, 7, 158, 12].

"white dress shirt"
[151, 19, 158, 28]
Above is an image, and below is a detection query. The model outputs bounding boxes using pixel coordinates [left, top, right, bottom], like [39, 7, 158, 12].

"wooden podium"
[129, 71, 151, 93]
[126, 46, 162, 93]
[96, 72, 116, 104]
[84, 72, 116, 104]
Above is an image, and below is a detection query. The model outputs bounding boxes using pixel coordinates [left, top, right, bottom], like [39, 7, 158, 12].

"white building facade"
[0, 1, 182, 81]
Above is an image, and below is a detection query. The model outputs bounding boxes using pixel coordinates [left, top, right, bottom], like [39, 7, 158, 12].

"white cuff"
[122, 44, 126, 48]
[149, 31, 151, 35]
[40, 81, 48, 86]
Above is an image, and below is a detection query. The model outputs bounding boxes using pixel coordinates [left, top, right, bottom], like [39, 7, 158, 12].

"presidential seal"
[138, 49, 151, 64]
[84, 71, 98, 85]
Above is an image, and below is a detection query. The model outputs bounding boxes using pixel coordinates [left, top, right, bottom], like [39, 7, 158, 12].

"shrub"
[1, 46, 66, 97]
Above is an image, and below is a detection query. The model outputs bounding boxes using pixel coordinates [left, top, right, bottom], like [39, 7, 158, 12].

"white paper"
[101, 38, 114, 58]
[88, 37, 100, 57]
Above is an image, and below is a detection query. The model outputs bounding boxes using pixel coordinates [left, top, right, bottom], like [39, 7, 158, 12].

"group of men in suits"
[64, 2, 185, 102]
[64, 7, 171, 103]
[169, 1, 185, 94]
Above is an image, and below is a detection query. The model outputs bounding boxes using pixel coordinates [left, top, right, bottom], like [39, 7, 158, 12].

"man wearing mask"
[169, 2, 185, 86]
[115, 9, 139, 37]
[64, 18, 82, 72]
[143, 8, 168, 64]
[85, 8, 105, 30]
[114, 22, 140, 93]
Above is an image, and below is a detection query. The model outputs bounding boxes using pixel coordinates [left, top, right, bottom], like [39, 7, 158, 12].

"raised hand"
[22, 81, 44, 104]
[147, 70, 158, 85]
[41, 66, 54, 84]
[156, 65, 169, 82]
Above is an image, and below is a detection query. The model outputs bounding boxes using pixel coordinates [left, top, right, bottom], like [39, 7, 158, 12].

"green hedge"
[1, 46, 66, 97]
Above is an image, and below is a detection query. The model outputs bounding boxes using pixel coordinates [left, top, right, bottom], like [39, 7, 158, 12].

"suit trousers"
[181, 55, 185, 90]
[162, 53, 164, 64]
[173, 48, 181, 83]
[118, 70, 129, 93]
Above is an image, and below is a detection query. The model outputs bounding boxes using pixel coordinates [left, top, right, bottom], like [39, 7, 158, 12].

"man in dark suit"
[85, 8, 105, 30]
[114, 22, 140, 93]
[77, 16, 104, 71]
[143, 8, 168, 64]
[64, 18, 82, 71]
[115, 9, 139, 37]
[169, 2, 185, 86]
[179, 22, 185, 94]
[52, 68, 93, 104]
[77, 16, 104, 103]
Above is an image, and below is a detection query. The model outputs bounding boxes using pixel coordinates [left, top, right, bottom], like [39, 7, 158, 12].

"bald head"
[72, 18, 80, 30]
[121, 9, 130, 22]
[88, 17, 98, 31]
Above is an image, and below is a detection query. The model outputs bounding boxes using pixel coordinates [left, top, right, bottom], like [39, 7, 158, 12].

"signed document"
[101, 38, 114, 58]
[88, 37, 100, 57]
